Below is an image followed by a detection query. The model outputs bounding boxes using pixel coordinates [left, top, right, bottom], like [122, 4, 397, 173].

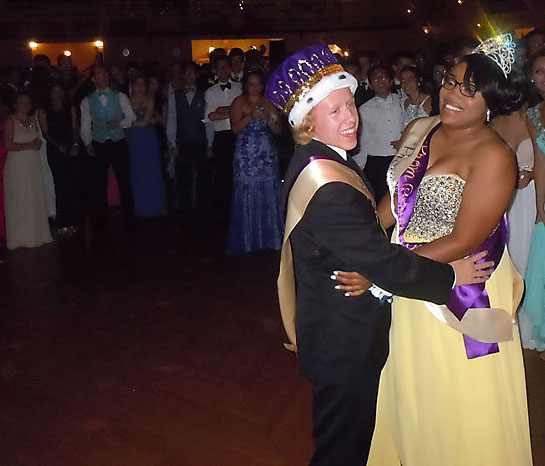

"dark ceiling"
[0, 0, 541, 40]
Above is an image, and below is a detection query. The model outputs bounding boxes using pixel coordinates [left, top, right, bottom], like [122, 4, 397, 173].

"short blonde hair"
[291, 112, 314, 146]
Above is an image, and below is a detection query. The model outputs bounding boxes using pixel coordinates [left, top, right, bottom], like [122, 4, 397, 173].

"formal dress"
[400, 95, 430, 129]
[527, 105, 545, 155]
[368, 121, 532, 466]
[4, 118, 53, 249]
[283, 139, 455, 465]
[226, 118, 283, 254]
[127, 107, 167, 217]
[45, 108, 81, 228]
[507, 139, 538, 349]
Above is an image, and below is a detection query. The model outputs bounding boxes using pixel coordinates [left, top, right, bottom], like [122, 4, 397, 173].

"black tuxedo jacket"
[282, 139, 454, 382]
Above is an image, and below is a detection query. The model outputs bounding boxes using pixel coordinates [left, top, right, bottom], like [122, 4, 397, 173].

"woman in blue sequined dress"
[128, 76, 167, 217]
[226, 70, 283, 254]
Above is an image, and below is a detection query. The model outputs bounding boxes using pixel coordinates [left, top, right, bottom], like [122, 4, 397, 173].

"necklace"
[16, 117, 33, 128]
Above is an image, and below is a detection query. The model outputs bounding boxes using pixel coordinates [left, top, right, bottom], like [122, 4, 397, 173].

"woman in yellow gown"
[338, 42, 533, 465]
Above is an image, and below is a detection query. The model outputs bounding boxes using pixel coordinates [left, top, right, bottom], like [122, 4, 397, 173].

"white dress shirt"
[356, 93, 403, 159]
[80, 89, 136, 146]
[204, 80, 242, 133]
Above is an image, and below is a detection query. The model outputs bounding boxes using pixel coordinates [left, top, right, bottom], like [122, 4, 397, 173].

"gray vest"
[175, 89, 206, 147]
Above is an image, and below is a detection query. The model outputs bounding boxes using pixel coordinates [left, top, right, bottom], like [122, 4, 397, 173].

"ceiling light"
[29, 41, 38, 49]
[63, 50, 71, 57]
[94, 40, 104, 48]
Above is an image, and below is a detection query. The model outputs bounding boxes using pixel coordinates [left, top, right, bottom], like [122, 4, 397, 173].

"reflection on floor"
[0, 218, 543, 465]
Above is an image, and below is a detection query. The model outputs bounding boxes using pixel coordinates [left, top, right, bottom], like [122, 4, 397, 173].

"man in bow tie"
[204, 55, 242, 223]
[80, 65, 136, 227]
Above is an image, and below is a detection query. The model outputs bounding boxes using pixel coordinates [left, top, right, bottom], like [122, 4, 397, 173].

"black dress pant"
[363, 155, 394, 204]
[175, 141, 209, 215]
[90, 139, 133, 224]
[47, 149, 81, 228]
[212, 130, 236, 222]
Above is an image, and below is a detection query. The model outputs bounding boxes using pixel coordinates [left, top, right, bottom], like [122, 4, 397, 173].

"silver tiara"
[472, 33, 516, 78]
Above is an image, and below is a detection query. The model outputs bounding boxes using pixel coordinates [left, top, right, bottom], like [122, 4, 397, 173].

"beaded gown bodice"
[402, 173, 466, 243]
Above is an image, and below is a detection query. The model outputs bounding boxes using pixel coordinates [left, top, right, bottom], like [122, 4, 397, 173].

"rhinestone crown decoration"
[472, 33, 516, 78]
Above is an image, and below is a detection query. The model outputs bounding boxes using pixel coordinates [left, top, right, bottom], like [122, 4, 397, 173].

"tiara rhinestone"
[472, 33, 516, 78]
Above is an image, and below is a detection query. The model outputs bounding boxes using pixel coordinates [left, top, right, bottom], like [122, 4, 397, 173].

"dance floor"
[1, 218, 543, 466]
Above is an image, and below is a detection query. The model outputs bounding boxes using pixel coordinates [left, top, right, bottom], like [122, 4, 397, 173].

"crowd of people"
[0, 21, 544, 466]
[0, 29, 544, 343]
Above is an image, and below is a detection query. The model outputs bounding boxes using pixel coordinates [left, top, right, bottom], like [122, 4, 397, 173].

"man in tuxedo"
[266, 44, 489, 465]
[204, 55, 242, 222]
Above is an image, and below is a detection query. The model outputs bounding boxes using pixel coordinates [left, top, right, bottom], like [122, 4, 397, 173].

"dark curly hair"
[462, 53, 527, 115]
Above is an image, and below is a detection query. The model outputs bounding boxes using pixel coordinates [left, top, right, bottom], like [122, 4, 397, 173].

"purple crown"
[266, 44, 344, 115]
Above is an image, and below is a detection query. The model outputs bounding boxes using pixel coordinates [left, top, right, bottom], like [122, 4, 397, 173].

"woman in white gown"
[490, 85, 537, 348]
[3, 93, 53, 249]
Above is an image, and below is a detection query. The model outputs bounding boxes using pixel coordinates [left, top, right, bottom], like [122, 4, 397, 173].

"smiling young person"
[266, 44, 492, 466]
[360, 36, 533, 466]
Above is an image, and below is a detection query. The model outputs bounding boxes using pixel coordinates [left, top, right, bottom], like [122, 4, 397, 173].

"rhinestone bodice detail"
[403, 174, 466, 243]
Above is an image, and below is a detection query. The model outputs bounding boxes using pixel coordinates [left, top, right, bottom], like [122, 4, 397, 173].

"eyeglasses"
[441, 75, 477, 97]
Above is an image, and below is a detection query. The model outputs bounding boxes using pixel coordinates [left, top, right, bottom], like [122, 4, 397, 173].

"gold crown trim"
[284, 64, 344, 116]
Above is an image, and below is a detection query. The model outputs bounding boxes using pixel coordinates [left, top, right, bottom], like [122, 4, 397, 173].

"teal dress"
[524, 105, 545, 350]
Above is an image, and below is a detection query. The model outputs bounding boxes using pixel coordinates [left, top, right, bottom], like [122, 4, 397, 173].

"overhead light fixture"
[458, 0, 463, 4]
[28, 41, 38, 49]
[63, 50, 71, 57]
[208, 46, 215, 53]
[476, 23, 482, 28]
[94, 40, 104, 48]
[422, 25, 431, 34]
[407, 8, 413, 14]
[343, 51, 349, 57]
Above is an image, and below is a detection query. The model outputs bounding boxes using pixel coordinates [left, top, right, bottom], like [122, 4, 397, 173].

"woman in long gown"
[3, 93, 53, 249]
[127, 76, 167, 217]
[363, 50, 533, 466]
[226, 70, 283, 254]
[525, 49, 545, 356]
[336, 46, 532, 465]
[489, 73, 539, 353]
[38, 83, 81, 235]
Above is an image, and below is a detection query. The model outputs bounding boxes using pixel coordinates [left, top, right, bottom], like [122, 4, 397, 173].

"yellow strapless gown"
[367, 174, 533, 466]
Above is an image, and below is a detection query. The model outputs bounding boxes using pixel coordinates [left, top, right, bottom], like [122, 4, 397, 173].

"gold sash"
[390, 116, 521, 343]
[278, 158, 376, 352]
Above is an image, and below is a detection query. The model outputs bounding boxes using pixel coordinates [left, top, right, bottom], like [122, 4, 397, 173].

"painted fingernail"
[333, 271, 339, 275]
[344, 292, 350, 297]
[330, 275, 337, 280]
[335, 285, 341, 290]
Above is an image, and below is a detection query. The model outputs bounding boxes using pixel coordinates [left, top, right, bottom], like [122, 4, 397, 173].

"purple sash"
[397, 125, 504, 359]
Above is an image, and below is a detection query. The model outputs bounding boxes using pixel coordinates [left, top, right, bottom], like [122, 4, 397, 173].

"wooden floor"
[0, 218, 543, 466]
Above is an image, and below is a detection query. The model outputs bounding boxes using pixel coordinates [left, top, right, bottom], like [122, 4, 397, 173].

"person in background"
[354, 64, 403, 200]
[3, 92, 53, 249]
[80, 66, 136, 226]
[451, 36, 479, 65]
[110, 64, 129, 95]
[39, 83, 81, 236]
[391, 52, 415, 95]
[127, 76, 167, 218]
[399, 65, 431, 130]
[524, 48, 545, 358]
[229, 48, 245, 83]
[226, 70, 283, 254]
[167, 61, 209, 217]
[204, 55, 242, 223]
[525, 28, 545, 57]
[430, 60, 450, 115]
